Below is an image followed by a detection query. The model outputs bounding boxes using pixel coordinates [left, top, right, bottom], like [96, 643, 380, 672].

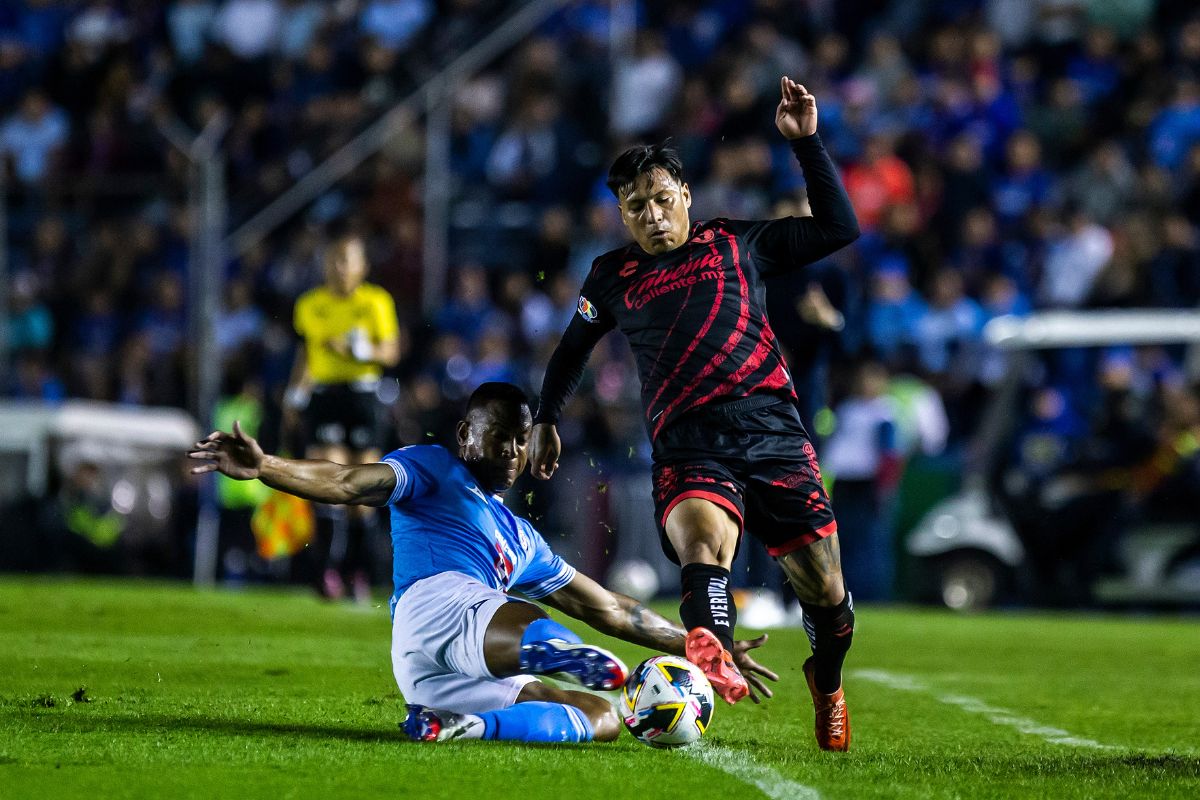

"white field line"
[853, 669, 1116, 750]
[682, 741, 822, 800]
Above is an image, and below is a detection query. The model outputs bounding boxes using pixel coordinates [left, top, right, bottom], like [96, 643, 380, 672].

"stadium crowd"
[2, 0, 1199, 600]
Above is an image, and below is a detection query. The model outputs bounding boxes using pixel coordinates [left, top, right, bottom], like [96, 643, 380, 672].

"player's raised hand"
[187, 420, 265, 480]
[776, 76, 818, 140]
[529, 422, 561, 480]
[732, 634, 779, 704]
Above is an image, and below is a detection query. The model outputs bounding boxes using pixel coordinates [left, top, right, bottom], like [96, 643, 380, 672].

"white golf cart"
[907, 310, 1200, 610]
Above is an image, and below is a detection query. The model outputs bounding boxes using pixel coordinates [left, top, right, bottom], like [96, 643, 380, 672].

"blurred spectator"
[992, 130, 1054, 230]
[213, 0, 282, 60]
[0, 89, 67, 184]
[1065, 141, 1135, 225]
[9, 352, 66, 402]
[360, 0, 433, 53]
[40, 455, 124, 573]
[217, 278, 267, 355]
[610, 31, 680, 138]
[913, 269, 985, 378]
[167, 1, 218, 64]
[7, 272, 53, 354]
[1149, 77, 1200, 170]
[844, 133, 915, 231]
[214, 368, 271, 583]
[278, 0, 325, 61]
[866, 258, 926, 366]
[1038, 207, 1114, 308]
[824, 360, 901, 602]
[435, 265, 501, 342]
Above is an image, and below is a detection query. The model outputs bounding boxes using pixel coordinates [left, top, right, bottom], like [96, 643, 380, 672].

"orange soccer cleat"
[684, 627, 749, 704]
[803, 657, 850, 751]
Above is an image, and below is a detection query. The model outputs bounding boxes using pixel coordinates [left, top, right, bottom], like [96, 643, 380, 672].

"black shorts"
[651, 395, 837, 563]
[303, 384, 382, 451]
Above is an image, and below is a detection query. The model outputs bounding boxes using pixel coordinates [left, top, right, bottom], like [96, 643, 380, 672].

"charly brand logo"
[623, 250, 724, 310]
[691, 229, 715, 243]
[619, 260, 639, 277]
[577, 296, 599, 322]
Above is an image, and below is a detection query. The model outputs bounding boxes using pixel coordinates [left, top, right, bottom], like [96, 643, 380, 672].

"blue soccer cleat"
[401, 704, 484, 742]
[520, 639, 628, 691]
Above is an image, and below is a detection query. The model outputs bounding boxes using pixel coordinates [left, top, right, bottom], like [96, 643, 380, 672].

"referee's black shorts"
[650, 395, 837, 564]
[303, 383, 383, 452]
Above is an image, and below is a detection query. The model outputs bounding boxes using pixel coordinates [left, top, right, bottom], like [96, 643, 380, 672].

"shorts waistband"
[696, 393, 785, 417]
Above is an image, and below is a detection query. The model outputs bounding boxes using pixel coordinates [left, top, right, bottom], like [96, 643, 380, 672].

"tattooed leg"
[778, 534, 854, 695]
[777, 533, 846, 607]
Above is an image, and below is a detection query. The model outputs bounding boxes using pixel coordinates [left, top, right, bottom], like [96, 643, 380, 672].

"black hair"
[465, 382, 530, 417]
[606, 141, 684, 199]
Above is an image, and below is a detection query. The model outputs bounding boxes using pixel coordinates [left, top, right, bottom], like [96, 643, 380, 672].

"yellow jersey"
[293, 283, 400, 385]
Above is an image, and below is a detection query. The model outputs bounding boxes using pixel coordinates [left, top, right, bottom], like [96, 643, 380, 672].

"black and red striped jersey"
[536, 133, 859, 442]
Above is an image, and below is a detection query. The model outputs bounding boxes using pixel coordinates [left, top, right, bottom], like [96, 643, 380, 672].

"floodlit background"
[1, 0, 1198, 614]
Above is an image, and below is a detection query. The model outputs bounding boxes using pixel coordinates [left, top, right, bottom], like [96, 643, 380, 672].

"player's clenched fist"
[776, 76, 818, 140]
[529, 422, 561, 480]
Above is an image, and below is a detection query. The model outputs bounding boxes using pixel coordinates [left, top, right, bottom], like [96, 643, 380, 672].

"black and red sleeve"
[534, 267, 616, 425]
[731, 132, 860, 276]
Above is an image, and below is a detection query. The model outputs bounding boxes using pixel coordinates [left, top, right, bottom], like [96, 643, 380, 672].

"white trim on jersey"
[518, 563, 576, 599]
[381, 457, 409, 506]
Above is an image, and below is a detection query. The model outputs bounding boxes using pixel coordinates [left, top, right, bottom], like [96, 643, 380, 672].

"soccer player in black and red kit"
[530, 78, 860, 751]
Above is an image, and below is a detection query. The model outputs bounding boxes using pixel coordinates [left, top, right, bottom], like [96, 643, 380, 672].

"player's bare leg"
[664, 498, 750, 704]
[778, 534, 853, 751]
[515, 681, 621, 742]
[403, 601, 624, 743]
[483, 600, 627, 691]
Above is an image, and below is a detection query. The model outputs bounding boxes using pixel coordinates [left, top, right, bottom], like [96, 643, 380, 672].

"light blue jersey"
[378, 445, 576, 619]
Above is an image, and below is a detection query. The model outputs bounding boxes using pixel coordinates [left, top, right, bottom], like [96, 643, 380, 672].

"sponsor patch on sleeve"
[577, 296, 599, 322]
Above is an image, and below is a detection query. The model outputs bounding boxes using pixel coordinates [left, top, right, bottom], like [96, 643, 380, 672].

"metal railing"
[226, 0, 578, 314]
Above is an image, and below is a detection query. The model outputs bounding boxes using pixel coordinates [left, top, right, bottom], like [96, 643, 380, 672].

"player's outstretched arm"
[739, 76, 859, 275]
[187, 421, 396, 506]
[541, 572, 779, 702]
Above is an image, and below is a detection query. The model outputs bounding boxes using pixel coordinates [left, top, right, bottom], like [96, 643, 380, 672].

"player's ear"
[681, 182, 692, 209]
[455, 419, 470, 448]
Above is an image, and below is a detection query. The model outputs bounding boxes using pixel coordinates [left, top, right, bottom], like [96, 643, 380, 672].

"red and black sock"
[801, 592, 854, 694]
[679, 563, 736, 651]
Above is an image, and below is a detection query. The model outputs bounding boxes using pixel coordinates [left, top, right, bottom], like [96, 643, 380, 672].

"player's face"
[618, 168, 692, 255]
[325, 238, 368, 295]
[457, 403, 532, 494]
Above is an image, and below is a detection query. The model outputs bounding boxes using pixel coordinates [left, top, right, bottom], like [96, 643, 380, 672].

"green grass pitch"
[1, 577, 1197, 799]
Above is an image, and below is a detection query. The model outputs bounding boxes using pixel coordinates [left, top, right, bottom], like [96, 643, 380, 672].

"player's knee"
[585, 700, 621, 742]
[665, 499, 740, 566]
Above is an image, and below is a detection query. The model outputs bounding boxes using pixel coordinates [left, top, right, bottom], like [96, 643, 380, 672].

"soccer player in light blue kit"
[190, 382, 777, 743]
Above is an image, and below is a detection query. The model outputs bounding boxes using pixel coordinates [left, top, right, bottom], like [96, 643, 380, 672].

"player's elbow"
[835, 217, 861, 247]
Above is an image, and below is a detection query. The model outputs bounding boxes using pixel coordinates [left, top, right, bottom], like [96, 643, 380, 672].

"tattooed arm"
[541, 571, 779, 702]
[541, 571, 685, 653]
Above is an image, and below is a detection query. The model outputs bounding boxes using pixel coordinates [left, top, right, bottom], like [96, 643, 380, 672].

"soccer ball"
[621, 655, 714, 748]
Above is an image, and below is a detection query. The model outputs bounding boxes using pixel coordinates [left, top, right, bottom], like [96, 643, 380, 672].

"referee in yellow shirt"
[284, 232, 402, 600]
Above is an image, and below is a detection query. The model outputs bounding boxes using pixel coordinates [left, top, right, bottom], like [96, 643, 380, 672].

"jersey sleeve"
[509, 520, 577, 599]
[534, 262, 616, 425]
[368, 286, 401, 343]
[293, 293, 311, 339]
[727, 133, 860, 277]
[377, 446, 441, 505]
